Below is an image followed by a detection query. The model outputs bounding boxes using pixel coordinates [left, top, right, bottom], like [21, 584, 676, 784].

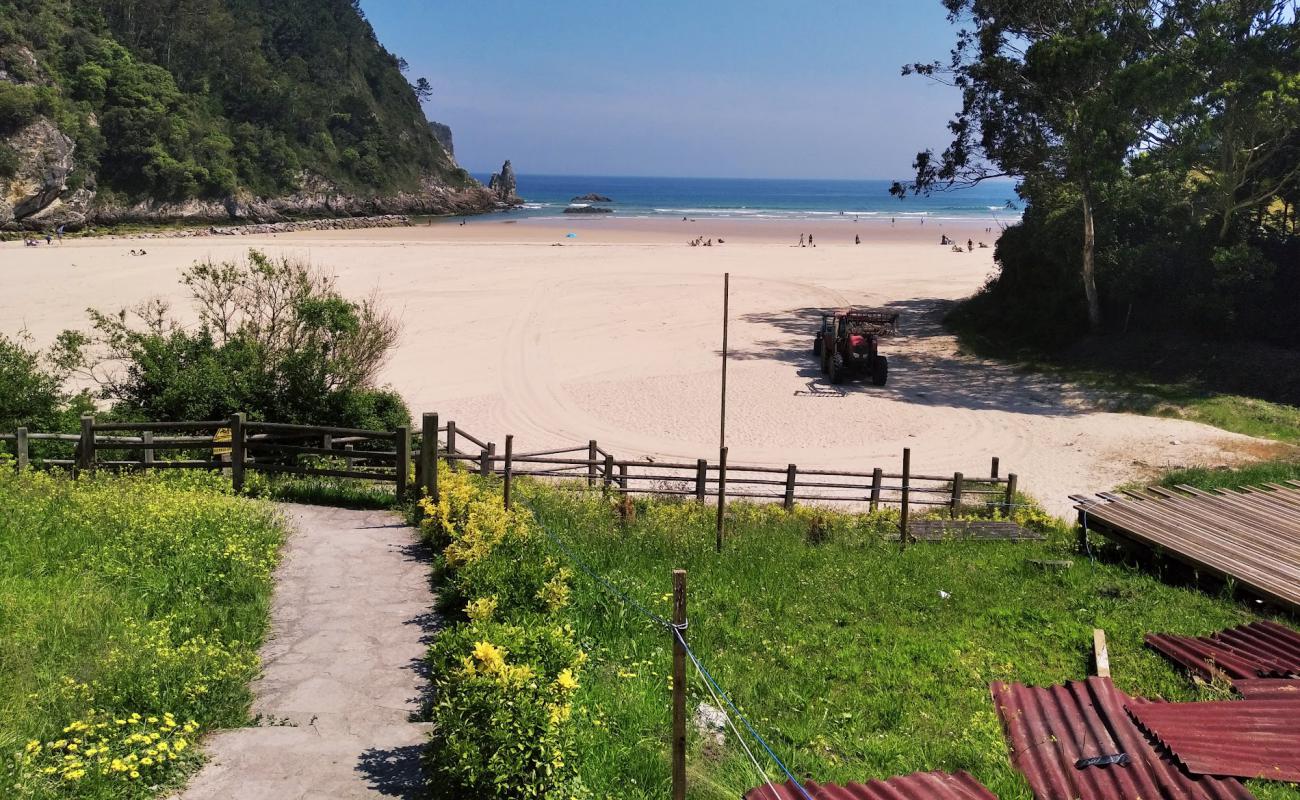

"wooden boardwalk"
[1072, 482, 1300, 613]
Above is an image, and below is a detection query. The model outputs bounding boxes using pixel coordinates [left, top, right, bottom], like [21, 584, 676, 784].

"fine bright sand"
[0, 215, 1275, 517]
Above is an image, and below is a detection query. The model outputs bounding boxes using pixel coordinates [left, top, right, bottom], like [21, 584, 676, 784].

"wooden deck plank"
[1074, 486, 1300, 613]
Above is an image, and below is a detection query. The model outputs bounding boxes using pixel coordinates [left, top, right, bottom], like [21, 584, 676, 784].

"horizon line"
[461, 170, 1020, 184]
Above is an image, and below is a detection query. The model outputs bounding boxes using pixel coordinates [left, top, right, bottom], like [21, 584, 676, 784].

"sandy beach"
[0, 217, 1273, 517]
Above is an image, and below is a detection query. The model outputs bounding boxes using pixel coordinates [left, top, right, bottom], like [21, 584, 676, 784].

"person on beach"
[56, 225, 65, 242]
[44, 232, 52, 245]
[808, 233, 815, 247]
[967, 238, 974, 252]
[855, 234, 860, 245]
[799, 233, 805, 247]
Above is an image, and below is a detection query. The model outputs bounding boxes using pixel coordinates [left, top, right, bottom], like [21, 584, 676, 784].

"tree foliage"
[59, 250, 410, 430]
[0, 0, 469, 201]
[903, 0, 1300, 346]
[0, 332, 92, 432]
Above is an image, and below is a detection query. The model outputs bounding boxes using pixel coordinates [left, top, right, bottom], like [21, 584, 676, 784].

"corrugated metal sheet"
[1127, 698, 1300, 782]
[742, 771, 997, 800]
[990, 676, 1254, 800]
[1232, 678, 1300, 699]
[1146, 621, 1300, 681]
[1072, 484, 1300, 613]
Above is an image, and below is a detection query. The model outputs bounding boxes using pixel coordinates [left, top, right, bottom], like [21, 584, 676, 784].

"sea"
[470, 174, 1021, 223]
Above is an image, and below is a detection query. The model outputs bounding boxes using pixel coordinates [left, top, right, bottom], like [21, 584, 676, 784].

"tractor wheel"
[813, 337, 822, 356]
[820, 347, 830, 374]
[830, 352, 844, 384]
[871, 355, 888, 386]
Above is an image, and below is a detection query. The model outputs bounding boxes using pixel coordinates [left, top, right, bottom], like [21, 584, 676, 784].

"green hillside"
[0, 0, 486, 225]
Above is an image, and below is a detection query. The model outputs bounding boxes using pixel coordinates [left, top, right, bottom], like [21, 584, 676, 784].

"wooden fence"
[2, 412, 1018, 519]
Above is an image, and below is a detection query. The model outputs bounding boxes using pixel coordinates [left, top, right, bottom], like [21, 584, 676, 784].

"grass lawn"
[1152, 459, 1300, 491]
[521, 485, 1300, 800]
[0, 469, 284, 799]
[1060, 369, 1300, 446]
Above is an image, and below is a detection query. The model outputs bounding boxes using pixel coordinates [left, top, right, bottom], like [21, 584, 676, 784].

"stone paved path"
[174, 504, 436, 800]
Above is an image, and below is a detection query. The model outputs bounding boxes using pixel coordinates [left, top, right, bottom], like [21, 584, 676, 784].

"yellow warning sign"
[213, 427, 233, 457]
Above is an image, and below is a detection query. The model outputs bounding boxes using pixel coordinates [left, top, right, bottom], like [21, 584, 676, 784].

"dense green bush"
[950, 171, 1300, 354]
[0, 332, 92, 433]
[424, 620, 587, 800]
[59, 249, 410, 431]
[414, 465, 585, 798]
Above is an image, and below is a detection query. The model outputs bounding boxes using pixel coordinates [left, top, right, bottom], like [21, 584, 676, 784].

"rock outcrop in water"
[563, 205, 614, 214]
[488, 160, 521, 206]
[571, 193, 613, 202]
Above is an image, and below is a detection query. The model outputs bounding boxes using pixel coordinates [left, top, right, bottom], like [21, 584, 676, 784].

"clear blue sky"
[361, 1, 963, 179]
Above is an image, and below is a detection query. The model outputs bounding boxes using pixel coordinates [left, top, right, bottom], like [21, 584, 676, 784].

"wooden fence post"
[950, 472, 964, 518]
[142, 430, 155, 467]
[783, 464, 797, 510]
[446, 421, 458, 470]
[421, 413, 439, 501]
[503, 435, 514, 510]
[618, 462, 628, 491]
[990, 456, 1000, 480]
[480, 442, 495, 478]
[671, 569, 687, 800]
[695, 459, 707, 503]
[230, 414, 246, 493]
[588, 440, 598, 487]
[323, 432, 333, 451]
[869, 467, 882, 511]
[15, 427, 28, 471]
[396, 425, 411, 499]
[1004, 473, 1018, 515]
[344, 443, 355, 468]
[715, 446, 728, 553]
[603, 453, 615, 488]
[79, 413, 95, 476]
[899, 448, 911, 548]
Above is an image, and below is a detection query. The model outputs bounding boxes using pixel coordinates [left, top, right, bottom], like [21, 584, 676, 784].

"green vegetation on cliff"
[0, 0, 470, 203]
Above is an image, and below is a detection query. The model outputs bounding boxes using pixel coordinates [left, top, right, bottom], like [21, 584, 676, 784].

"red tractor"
[812, 309, 898, 386]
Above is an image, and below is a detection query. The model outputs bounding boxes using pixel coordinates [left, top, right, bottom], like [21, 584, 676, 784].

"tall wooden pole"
[671, 569, 687, 800]
[899, 447, 911, 549]
[717, 273, 730, 550]
[720, 272, 730, 449]
[503, 434, 514, 510]
[715, 446, 728, 553]
[421, 412, 439, 501]
[230, 413, 246, 493]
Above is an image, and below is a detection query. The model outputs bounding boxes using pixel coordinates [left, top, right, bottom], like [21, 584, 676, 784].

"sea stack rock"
[488, 159, 521, 205]
[571, 193, 612, 202]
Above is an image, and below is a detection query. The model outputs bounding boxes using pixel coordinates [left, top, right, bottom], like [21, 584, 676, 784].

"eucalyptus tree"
[893, 0, 1176, 330]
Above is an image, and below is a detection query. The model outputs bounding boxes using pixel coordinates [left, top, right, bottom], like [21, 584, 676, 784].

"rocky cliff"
[0, 0, 515, 230]
[429, 122, 455, 158]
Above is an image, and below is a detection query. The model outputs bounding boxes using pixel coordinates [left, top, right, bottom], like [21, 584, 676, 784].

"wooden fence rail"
[3, 414, 1018, 531]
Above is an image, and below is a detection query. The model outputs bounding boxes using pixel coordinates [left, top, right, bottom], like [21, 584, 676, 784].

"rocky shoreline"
[104, 214, 420, 239]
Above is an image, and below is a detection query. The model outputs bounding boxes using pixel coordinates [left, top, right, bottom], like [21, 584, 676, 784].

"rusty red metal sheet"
[990, 676, 1254, 800]
[1127, 698, 1300, 782]
[743, 771, 996, 800]
[1233, 678, 1300, 699]
[1147, 621, 1300, 681]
